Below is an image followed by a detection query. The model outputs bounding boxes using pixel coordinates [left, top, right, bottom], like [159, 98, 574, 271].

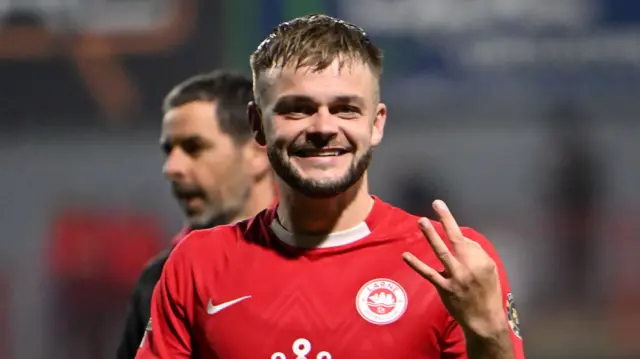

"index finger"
[433, 200, 464, 242]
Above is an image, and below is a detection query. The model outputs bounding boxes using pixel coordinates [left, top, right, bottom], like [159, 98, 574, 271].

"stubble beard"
[267, 146, 373, 198]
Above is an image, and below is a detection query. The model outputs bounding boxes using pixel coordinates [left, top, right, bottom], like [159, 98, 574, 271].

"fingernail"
[434, 200, 447, 210]
[418, 217, 431, 228]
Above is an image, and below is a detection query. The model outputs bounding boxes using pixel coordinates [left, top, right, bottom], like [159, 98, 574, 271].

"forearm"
[465, 328, 515, 359]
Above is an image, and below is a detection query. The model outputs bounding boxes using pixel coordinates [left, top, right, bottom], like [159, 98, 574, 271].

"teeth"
[298, 150, 343, 157]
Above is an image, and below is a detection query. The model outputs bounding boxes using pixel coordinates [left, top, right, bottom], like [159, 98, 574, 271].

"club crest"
[505, 293, 521, 339]
[356, 278, 408, 325]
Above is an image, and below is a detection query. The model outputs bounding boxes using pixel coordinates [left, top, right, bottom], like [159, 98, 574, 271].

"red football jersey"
[137, 198, 525, 359]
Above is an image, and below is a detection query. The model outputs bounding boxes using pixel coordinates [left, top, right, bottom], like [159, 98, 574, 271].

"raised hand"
[402, 200, 508, 338]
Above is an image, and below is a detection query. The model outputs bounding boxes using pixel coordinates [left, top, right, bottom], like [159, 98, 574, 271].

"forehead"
[161, 101, 223, 139]
[260, 60, 377, 104]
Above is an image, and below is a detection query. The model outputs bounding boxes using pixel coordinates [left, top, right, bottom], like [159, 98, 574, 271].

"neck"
[229, 174, 276, 223]
[276, 174, 374, 235]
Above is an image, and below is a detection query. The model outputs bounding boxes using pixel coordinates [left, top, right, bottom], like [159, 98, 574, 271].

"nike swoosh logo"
[207, 296, 251, 315]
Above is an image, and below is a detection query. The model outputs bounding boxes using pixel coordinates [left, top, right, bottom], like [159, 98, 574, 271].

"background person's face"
[161, 101, 251, 228]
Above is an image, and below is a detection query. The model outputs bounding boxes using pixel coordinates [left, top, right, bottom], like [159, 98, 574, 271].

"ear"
[241, 140, 270, 179]
[247, 101, 266, 146]
[371, 103, 387, 147]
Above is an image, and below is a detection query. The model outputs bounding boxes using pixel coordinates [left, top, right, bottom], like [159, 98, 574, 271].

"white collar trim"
[269, 219, 371, 249]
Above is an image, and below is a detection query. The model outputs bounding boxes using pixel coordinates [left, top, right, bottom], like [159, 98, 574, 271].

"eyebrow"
[159, 135, 210, 146]
[333, 95, 366, 107]
[275, 94, 366, 106]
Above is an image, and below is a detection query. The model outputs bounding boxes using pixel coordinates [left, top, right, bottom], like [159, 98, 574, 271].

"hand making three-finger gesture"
[403, 200, 514, 352]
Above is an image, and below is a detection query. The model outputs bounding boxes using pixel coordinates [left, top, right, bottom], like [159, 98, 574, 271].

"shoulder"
[426, 220, 504, 265]
[130, 248, 172, 301]
[166, 224, 237, 266]
[139, 248, 172, 282]
[175, 220, 246, 249]
[380, 200, 499, 256]
[168, 210, 271, 266]
[372, 199, 423, 235]
[378, 199, 490, 244]
[177, 224, 238, 247]
[153, 224, 244, 296]
[431, 219, 495, 248]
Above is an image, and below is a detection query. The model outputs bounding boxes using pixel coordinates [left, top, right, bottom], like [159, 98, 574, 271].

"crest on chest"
[355, 278, 408, 325]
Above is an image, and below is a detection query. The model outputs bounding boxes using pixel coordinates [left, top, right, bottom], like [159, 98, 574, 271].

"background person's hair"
[163, 70, 254, 144]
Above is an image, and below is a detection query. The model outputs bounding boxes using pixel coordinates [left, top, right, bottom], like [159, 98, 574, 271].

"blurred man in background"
[117, 70, 275, 359]
[542, 103, 602, 309]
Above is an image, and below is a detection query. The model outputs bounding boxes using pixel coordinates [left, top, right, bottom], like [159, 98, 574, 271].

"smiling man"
[136, 15, 525, 359]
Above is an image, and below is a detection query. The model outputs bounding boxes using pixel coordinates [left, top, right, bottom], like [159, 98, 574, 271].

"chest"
[192, 242, 447, 359]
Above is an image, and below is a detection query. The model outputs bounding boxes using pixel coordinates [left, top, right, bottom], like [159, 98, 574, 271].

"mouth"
[178, 193, 202, 201]
[177, 194, 202, 205]
[292, 147, 350, 158]
[173, 188, 205, 206]
[178, 196, 207, 216]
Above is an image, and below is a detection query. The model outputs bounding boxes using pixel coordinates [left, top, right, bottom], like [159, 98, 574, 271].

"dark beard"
[189, 215, 227, 230]
[268, 146, 373, 198]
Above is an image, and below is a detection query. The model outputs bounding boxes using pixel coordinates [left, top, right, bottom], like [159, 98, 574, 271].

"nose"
[308, 107, 339, 142]
[163, 149, 190, 181]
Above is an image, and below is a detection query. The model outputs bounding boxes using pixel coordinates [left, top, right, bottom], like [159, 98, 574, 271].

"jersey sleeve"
[441, 228, 526, 359]
[135, 244, 194, 359]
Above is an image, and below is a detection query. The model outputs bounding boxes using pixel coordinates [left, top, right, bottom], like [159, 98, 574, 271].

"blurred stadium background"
[0, 0, 638, 358]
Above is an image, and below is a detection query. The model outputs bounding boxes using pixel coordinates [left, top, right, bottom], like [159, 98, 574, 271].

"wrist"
[464, 324, 514, 359]
[463, 312, 510, 341]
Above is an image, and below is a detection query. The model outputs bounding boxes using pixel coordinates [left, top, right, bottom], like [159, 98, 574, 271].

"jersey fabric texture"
[136, 198, 525, 359]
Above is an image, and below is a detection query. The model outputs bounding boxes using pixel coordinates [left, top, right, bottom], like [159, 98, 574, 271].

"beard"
[172, 181, 247, 229]
[187, 211, 227, 230]
[268, 144, 373, 198]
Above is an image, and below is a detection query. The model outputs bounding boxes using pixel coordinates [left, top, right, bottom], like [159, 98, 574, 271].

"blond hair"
[250, 14, 383, 101]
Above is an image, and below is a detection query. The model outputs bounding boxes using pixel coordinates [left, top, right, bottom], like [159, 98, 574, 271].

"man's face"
[253, 60, 386, 198]
[161, 101, 251, 228]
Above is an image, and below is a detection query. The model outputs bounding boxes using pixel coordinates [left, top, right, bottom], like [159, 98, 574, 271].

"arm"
[135, 246, 194, 359]
[117, 250, 171, 359]
[116, 280, 148, 359]
[442, 229, 525, 359]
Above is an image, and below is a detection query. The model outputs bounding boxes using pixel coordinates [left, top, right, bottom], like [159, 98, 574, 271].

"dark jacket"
[116, 248, 172, 359]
